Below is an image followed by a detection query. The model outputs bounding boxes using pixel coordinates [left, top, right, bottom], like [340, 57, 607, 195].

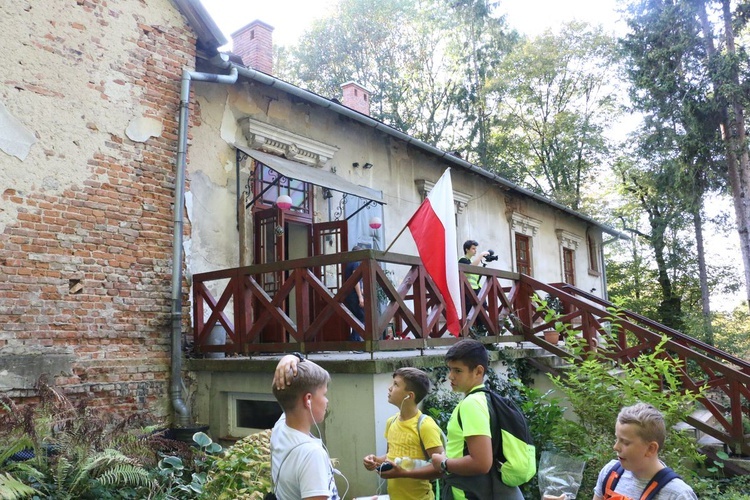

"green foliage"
[547, 336, 706, 494]
[149, 432, 223, 499]
[489, 22, 620, 211]
[0, 380, 210, 499]
[0, 472, 37, 500]
[695, 304, 750, 358]
[200, 429, 272, 500]
[5, 447, 151, 499]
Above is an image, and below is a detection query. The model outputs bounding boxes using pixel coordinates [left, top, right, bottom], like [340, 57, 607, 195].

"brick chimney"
[340, 81, 371, 116]
[231, 20, 274, 74]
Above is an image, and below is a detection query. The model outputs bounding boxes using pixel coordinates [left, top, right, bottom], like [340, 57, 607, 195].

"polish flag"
[407, 169, 462, 336]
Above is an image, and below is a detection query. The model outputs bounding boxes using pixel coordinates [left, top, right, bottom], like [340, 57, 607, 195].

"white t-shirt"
[594, 459, 697, 500]
[270, 414, 340, 500]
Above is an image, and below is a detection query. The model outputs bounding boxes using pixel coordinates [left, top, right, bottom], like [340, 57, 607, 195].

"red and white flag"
[407, 169, 462, 336]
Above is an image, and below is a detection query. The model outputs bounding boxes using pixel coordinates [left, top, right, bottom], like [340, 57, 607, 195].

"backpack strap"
[271, 442, 310, 494]
[385, 414, 398, 436]
[389, 412, 436, 461]
[603, 461, 624, 499]
[603, 462, 679, 500]
[416, 413, 429, 460]
[641, 467, 679, 500]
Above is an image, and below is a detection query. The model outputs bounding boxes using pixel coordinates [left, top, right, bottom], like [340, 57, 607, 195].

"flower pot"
[543, 330, 560, 345]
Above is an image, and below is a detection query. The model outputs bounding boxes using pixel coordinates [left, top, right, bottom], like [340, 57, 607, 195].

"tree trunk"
[699, 0, 750, 311]
[651, 221, 683, 330]
[692, 201, 713, 344]
[720, 0, 750, 312]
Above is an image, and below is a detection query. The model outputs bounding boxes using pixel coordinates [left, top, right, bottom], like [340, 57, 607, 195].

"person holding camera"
[459, 240, 492, 328]
[459, 240, 488, 294]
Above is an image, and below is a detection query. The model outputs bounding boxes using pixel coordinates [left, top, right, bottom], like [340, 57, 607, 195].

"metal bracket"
[345, 199, 376, 220]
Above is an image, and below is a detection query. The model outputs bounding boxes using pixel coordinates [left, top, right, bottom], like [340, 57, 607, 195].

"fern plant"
[0, 472, 37, 499]
[6, 447, 151, 499]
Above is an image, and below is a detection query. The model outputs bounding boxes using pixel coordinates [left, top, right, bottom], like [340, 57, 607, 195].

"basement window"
[228, 392, 282, 438]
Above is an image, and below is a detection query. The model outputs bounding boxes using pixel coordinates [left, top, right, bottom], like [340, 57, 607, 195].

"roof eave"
[172, 0, 227, 54]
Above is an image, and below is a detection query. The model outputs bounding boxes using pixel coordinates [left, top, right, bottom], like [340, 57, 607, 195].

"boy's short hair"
[446, 338, 488, 372]
[272, 361, 330, 412]
[617, 402, 666, 450]
[394, 367, 431, 404]
[463, 240, 479, 253]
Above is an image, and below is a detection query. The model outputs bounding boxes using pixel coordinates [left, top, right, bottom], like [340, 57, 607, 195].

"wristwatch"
[440, 458, 449, 473]
[291, 352, 306, 362]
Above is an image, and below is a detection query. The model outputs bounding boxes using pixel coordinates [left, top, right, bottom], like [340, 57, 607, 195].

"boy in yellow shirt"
[363, 367, 445, 500]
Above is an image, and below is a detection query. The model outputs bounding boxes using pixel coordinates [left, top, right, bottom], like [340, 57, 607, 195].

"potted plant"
[543, 330, 560, 345]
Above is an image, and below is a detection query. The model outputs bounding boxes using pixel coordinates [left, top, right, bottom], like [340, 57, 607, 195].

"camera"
[484, 249, 499, 262]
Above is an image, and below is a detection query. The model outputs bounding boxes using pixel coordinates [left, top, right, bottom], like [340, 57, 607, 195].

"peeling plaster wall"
[0, 0, 197, 414]
[188, 80, 606, 296]
[0, 0, 186, 234]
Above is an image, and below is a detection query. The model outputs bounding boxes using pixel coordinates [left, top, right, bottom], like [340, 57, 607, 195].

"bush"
[200, 430, 272, 499]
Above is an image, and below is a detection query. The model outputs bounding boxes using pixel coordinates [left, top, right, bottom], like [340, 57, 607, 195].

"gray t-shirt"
[270, 415, 339, 500]
[594, 459, 697, 500]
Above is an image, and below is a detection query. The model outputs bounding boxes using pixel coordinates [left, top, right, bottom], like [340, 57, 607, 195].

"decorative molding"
[415, 179, 471, 214]
[510, 212, 541, 236]
[556, 229, 583, 250]
[240, 118, 339, 167]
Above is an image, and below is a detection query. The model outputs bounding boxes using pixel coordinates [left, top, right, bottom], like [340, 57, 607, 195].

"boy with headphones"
[271, 355, 340, 500]
[362, 367, 445, 499]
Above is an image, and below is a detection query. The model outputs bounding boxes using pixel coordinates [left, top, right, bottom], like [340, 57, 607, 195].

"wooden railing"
[517, 276, 750, 455]
[192, 250, 523, 354]
[192, 250, 750, 454]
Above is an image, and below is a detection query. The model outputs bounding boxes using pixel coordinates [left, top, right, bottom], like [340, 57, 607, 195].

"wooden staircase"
[513, 274, 750, 456]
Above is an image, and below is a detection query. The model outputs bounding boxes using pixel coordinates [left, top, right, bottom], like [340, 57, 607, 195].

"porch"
[191, 249, 750, 456]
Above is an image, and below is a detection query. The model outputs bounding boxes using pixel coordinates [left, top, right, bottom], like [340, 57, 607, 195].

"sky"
[200, 0, 627, 48]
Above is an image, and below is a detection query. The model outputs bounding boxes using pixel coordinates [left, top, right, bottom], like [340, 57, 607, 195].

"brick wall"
[0, 0, 197, 417]
[232, 20, 274, 74]
[341, 81, 371, 116]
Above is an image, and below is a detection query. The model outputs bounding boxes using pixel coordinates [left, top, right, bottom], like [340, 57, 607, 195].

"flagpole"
[383, 223, 410, 254]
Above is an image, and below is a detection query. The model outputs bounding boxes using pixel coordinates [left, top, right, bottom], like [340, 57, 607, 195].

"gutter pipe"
[170, 58, 237, 427]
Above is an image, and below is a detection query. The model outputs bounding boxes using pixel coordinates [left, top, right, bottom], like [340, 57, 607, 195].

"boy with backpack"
[362, 367, 445, 499]
[593, 402, 697, 500]
[429, 339, 530, 500]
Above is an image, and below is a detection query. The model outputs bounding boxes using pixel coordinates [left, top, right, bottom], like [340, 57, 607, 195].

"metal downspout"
[171, 61, 238, 427]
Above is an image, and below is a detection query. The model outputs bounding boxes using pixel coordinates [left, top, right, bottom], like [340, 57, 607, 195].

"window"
[556, 229, 582, 284]
[229, 393, 282, 438]
[253, 160, 312, 216]
[515, 234, 532, 275]
[587, 234, 600, 274]
[563, 248, 575, 285]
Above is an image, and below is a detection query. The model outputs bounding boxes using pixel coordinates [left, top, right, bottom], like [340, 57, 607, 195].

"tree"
[615, 133, 693, 330]
[488, 22, 620, 211]
[443, 0, 518, 167]
[279, 0, 463, 148]
[620, 0, 730, 335]
[621, 0, 750, 311]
